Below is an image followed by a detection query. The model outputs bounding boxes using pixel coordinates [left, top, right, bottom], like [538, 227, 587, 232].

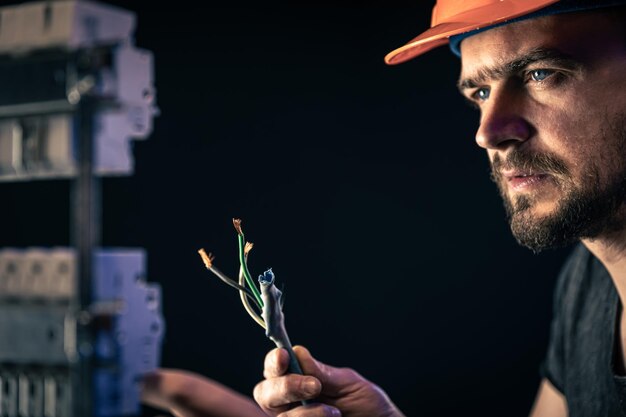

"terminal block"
[0, 248, 164, 417]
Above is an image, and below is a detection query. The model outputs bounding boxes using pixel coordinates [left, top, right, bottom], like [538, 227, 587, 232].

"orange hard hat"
[384, 0, 561, 65]
[385, 0, 626, 64]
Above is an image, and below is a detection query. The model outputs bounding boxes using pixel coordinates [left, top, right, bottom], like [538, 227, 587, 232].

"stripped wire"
[233, 218, 263, 308]
[239, 242, 266, 329]
[198, 248, 262, 312]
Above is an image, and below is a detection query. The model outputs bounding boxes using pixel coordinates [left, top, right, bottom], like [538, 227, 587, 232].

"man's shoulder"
[553, 243, 614, 321]
[552, 243, 593, 306]
[559, 243, 591, 279]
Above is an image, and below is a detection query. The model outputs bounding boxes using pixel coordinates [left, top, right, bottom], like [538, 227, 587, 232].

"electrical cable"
[198, 248, 262, 312]
[233, 218, 263, 308]
[239, 242, 266, 329]
[198, 218, 310, 406]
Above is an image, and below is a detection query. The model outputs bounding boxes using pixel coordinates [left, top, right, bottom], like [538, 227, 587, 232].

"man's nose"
[475, 88, 532, 150]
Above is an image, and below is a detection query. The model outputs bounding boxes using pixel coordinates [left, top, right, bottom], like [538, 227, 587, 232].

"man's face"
[458, 11, 626, 251]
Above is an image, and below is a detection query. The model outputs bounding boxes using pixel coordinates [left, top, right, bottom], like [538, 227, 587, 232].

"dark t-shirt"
[542, 244, 626, 416]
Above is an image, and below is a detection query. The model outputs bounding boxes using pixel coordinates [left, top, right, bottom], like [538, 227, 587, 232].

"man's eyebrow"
[456, 48, 582, 93]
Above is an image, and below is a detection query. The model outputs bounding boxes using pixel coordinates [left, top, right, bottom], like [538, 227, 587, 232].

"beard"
[490, 123, 626, 252]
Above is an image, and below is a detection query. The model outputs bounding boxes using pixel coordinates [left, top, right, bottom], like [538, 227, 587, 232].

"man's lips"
[500, 170, 551, 191]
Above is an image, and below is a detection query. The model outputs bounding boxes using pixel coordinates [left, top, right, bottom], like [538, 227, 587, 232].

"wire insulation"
[239, 242, 266, 328]
[233, 218, 264, 307]
[198, 249, 262, 311]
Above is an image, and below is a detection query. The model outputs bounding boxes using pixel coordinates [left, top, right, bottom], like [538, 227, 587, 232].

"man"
[143, 0, 626, 415]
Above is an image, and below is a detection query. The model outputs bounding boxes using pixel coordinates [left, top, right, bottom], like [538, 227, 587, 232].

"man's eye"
[472, 87, 490, 101]
[528, 69, 554, 82]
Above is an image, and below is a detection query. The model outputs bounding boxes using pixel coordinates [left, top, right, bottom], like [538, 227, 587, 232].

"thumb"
[293, 346, 362, 394]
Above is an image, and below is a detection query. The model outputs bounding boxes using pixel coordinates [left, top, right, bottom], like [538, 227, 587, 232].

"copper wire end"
[198, 248, 214, 269]
[244, 242, 254, 256]
[232, 218, 244, 235]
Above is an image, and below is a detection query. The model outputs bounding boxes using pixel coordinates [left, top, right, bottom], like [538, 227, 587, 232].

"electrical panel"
[0, 1, 164, 416]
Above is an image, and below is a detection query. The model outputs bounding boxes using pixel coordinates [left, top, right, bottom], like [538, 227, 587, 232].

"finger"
[293, 346, 364, 393]
[277, 403, 342, 417]
[264, 347, 291, 378]
[253, 374, 321, 410]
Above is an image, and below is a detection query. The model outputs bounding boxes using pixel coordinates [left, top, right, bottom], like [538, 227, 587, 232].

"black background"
[0, 2, 573, 416]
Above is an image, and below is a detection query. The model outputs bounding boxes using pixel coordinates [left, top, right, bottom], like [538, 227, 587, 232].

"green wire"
[238, 233, 264, 308]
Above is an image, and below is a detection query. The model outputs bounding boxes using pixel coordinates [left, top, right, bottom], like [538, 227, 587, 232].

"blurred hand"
[253, 346, 406, 417]
[141, 368, 268, 417]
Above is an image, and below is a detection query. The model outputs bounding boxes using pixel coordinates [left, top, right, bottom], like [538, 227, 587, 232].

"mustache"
[490, 150, 569, 182]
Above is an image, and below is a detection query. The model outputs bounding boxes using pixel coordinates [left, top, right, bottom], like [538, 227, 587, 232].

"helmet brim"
[384, 0, 560, 65]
